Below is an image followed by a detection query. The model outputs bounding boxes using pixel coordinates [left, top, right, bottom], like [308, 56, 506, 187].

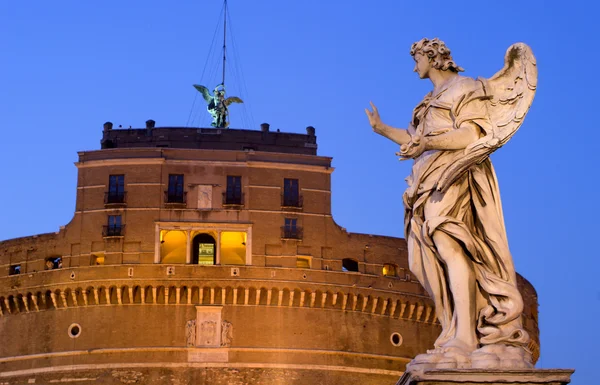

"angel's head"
[410, 38, 464, 78]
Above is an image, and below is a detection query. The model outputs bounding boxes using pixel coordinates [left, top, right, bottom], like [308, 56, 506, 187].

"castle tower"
[0, 123, 539, 384]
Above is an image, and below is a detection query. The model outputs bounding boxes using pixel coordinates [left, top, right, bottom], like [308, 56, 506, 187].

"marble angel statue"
[193, 83, 243, 128]
[365, 38, 537, 370]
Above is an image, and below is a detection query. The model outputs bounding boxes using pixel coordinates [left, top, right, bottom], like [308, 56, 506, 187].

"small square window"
[9, 265, 21, 275]
[45, 257, 63, 270]
[383, 263, 397, 277]
[342, 258, 359, 272]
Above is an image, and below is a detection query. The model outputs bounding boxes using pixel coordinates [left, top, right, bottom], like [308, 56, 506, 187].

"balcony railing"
[104, 191, 127, 206]
[103, 225, 125, 237]
[281, 226, 303, 240]
[281, 194, 303, 209]
[164, 191, 187, 206]
[222, 192, 244, 207]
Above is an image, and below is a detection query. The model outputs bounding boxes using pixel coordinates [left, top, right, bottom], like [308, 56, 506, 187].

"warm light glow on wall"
[220, 231, 246, 265]
[383, 263, 397, 277]
[296, 257, 310, 269]
[161, 230, 186, 264]
[92, 254, 105, 265]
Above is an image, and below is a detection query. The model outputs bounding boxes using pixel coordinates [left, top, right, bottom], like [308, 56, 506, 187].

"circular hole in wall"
[390, 332, 403, 347]
[68, 323, 81, 338]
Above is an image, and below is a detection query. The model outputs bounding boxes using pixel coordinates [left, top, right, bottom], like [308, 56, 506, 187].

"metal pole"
[222, 0, 227, 87]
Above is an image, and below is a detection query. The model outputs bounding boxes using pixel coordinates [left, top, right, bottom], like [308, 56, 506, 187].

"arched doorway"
[192, 233, 216, 265]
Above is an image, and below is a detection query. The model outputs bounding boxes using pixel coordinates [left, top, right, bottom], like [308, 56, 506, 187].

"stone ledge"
[397, 368, 574, 385]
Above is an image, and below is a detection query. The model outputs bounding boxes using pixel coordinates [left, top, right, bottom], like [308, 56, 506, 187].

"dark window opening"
[104, 215, 123, 237]
[342, 258, 359, 272]
[282, 218, 302, 239]
[106, 174, 126, 204]
[9, 265, 21, 275]
[192, 233, 216, 265]
[224, 176, 243, 205]
[283, 178, 302, 207]
[166, 174, 185, 203]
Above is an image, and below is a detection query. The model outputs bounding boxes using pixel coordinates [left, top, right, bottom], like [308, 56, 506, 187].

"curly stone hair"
[410, 38, 464, 73]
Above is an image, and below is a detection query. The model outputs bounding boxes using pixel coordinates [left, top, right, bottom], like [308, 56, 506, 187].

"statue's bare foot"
[470, 344, 533, 369]
[407, 340, 474, 372]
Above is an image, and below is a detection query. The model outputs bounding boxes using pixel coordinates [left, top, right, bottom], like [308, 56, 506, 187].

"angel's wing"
[224, 96, 244, 106]
[436, 43, 537, 192]
[193, 84, 213, 103]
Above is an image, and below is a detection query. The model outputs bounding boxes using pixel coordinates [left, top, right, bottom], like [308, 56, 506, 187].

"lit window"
[161, 230, 187, 264]
[92, 254, 105, 265]
[194, 233, 216, 265]
[220, 231, 247, 265]
[296, 257, 310, 269]
[383, 263, 397, 277]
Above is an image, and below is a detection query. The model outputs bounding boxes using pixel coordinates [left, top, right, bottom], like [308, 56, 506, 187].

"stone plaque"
[197, 185, 212, 209]
[195, 306, 222, 347]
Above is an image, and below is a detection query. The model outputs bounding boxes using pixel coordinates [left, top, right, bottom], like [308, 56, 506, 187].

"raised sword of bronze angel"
[366, 39, 537, 371]
[193, 84, 243, 128]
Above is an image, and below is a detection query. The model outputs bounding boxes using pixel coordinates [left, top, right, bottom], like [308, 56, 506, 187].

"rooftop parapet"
[101, 121, 318, 155]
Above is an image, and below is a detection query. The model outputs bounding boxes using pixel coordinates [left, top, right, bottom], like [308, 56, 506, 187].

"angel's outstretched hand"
[365, 101, 384, 134]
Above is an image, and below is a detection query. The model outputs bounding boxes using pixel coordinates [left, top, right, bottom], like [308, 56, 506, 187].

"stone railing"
[0, 266, 437, 325]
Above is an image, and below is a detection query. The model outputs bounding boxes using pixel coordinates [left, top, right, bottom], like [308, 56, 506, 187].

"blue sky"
[1, 1, 598, 383]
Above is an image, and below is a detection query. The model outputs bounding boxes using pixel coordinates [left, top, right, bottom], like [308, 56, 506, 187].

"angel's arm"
[375, 123, 412, 145]
[423, 122, 481, 151]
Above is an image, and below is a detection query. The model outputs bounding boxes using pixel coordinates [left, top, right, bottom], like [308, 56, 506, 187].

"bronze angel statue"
[365, 38, 537, 371]
[193, 83, 243, 128]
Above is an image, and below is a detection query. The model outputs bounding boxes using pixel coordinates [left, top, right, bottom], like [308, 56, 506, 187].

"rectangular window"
[224, 176, 242, 205]
[9, 264, 21, 275]
[106, 174, 125, 204]
[105, 215, 123, 236]
[283, 178, 301, 207]
[282, 218, 302, 239]
[167, 174, 185, 203]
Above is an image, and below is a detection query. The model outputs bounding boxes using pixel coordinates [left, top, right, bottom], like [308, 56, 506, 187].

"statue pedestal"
[397, 369, 574, 385]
